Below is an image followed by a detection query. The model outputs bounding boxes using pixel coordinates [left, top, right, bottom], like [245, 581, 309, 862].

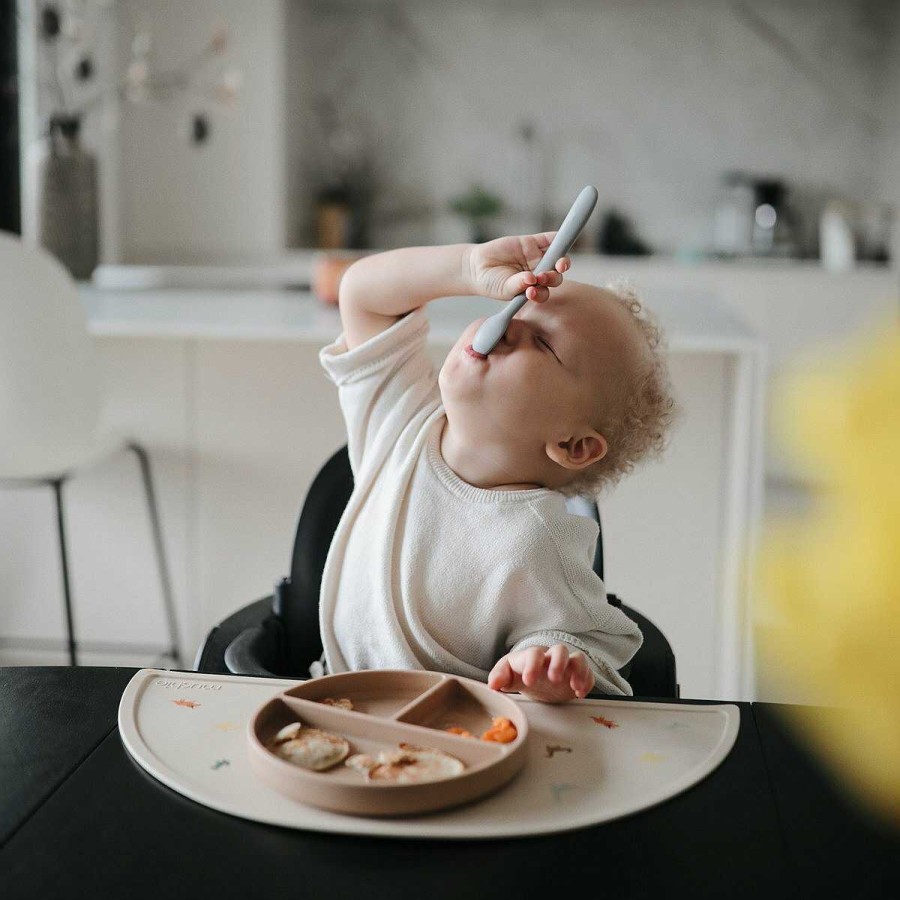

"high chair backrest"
[0, 232, 101, 479]
[280, 445, 354, 670]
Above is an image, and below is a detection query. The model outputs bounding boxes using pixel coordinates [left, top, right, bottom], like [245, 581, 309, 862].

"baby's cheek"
[509, 367, 560, 415]
[492, 385, 548, 438]
[437, 361, 461, 403]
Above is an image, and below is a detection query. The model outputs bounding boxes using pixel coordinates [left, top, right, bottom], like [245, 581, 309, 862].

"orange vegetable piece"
[481, 717, 518, 744]
[445, 726, 474, 738]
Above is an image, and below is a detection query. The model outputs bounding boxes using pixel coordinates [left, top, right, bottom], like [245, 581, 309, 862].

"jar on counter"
[750, 179, 799, 258]
[713, 172, 755, 257]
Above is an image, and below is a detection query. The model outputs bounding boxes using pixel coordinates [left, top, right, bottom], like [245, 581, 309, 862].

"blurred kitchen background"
[1, 0, 898, 703]
[12, 0, 900, 262]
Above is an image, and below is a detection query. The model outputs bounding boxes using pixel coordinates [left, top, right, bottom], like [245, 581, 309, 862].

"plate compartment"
[247, 671, 528, 816]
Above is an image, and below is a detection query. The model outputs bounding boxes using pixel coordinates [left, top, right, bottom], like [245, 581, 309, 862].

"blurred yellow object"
[758, 318, 900, 827]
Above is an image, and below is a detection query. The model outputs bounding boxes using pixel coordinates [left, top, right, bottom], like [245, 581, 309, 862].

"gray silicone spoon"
[469, 185, 599, 357]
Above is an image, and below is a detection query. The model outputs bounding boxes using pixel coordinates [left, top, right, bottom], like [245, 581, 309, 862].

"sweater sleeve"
[509, 628, 641, 696]
[318, 308, 439, 476]
[506, 501, 643, 696]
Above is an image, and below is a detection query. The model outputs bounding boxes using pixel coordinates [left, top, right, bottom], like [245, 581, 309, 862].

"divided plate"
[247, 671, 528, 816]
[118, 669, 741, 839]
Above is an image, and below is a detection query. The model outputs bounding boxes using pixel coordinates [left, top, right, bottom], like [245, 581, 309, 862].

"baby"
[318, 232, 675, 702]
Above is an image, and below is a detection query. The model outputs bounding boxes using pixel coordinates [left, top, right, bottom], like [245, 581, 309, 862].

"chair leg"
[51, 479, 78, 667]
[128, 442, 182, 667]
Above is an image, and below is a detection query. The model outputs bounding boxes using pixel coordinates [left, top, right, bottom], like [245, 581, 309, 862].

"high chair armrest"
[194, 595, 273, 675]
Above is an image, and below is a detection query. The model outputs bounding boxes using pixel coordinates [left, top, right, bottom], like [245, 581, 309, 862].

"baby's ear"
[546, 430, 608, 471]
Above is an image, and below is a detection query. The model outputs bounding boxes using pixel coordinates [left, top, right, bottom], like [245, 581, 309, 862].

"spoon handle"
[535, 185, 599, 274]
[470, 186, 598, 355]
[505, 184, 598, 318]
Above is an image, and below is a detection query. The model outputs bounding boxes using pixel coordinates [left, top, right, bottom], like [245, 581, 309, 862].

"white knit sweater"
[318, 309, 642, 695]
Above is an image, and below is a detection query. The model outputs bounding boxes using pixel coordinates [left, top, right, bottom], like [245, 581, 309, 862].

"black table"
[1, 667, 897, 900]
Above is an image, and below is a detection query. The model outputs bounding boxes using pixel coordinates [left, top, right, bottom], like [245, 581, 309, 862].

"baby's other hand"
[466, 233, 570, 304]
[488, 644, 594, 704]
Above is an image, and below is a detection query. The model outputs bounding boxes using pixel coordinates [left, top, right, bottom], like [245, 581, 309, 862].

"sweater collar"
[426, 416, 555, 504]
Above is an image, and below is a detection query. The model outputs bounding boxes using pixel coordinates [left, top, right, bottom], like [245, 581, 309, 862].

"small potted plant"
[449, 184, 504, 243]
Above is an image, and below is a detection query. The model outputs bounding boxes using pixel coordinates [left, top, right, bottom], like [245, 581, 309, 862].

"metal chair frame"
[2, 441, 181, 667]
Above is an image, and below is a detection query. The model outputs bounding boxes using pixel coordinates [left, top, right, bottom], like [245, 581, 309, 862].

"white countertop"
[79, 287, 759, 355]
[91, 254, 896, 290]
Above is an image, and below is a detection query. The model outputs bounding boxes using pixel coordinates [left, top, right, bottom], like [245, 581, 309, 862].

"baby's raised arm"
[338, 236, 569, 350]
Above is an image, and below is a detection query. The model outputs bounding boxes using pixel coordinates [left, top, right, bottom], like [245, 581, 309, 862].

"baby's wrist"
[458, 243, 478, 294]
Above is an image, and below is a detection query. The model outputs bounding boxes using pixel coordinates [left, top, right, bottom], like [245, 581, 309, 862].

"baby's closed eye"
[535, 333, 561, 364]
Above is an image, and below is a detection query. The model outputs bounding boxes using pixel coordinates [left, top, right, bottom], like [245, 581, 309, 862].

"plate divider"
[264, 695, 506, 766]
[390, 676, 456, 721]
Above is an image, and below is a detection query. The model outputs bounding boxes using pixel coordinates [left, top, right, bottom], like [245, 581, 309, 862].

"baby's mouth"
[464, 344, 488, 361]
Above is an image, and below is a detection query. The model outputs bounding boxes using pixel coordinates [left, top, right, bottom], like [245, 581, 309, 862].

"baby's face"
[439, 282, 638, 461]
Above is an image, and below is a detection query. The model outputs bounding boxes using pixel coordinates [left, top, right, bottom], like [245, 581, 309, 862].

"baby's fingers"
[525, 283, 550, 303]
[567, 652, 595, 698]
[555, 256, 571, 274]
[545, 644, 570, 684]
[488, 656, 515, 693]
[520, 647, 549, 687]
[524, 270, 563, 302]
[529, 231, 558, 257]
[536, 270, 564, 289]
[512, 270, 549, 303]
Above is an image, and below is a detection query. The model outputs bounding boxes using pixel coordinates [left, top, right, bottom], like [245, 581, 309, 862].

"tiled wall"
[291, 0, 895, 253]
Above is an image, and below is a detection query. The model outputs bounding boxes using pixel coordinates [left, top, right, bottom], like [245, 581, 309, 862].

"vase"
[30, 115, 98, 280]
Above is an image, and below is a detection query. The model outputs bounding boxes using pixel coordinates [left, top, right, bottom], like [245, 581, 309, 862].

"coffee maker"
[714, 173, 798, 258]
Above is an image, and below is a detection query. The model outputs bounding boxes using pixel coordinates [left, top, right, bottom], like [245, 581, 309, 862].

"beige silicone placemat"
[119, 669, 739, 839]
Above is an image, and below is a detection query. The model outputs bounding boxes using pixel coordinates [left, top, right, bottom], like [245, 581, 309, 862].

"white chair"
[0, 231, 181, 666]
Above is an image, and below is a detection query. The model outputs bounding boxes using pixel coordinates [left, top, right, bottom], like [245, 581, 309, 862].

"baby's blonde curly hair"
[559, 280, 678, 498]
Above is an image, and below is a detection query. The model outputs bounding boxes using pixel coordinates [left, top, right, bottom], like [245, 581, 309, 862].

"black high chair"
[196, 446, 678, 698]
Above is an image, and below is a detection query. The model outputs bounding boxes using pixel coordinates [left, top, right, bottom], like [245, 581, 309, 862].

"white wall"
[115, 0, 287, 263]
[19, 0, 290, 263]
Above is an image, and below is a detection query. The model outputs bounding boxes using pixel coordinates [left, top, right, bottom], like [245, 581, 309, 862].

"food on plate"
[272, 721, 304, 743]
[445, 718, 518, 743]
[345, 753, 378, 776]
[268, 721, 350, 771]
[345, 743, 465, 784]
[320, 698, 354, 711]
[444, 726, 474, 738]
[480, 717, 518, 743]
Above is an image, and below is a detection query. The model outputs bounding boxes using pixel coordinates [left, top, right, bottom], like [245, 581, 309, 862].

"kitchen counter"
[78, 286, 756, 354]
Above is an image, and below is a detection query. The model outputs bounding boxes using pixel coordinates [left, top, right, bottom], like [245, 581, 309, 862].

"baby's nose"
[501, 317, 527, 348]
